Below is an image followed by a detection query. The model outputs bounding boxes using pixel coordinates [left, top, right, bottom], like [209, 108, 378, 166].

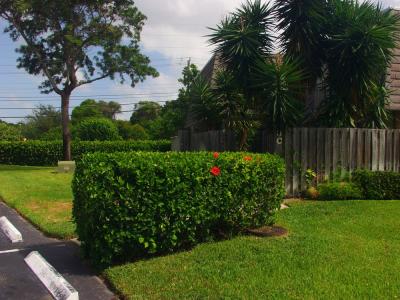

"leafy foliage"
[116, 121, 149, 140]
[0, 0, 158, 159]
[71, 99, 122, 124]
[22, 105, 61, 140]
[353, 170, 400, 200]
[253, 57, 306, 130]
[0, 140, 172, 166]
[205, 0, 305, 137]
[72, 151, 285, 266]
[130, 101, 162, 125]
[74, 118, 121, 141]
[319, 0, 399, 127]
[274, 0, 328, 80]
[0, 122, 22, 141]
[39, 126, 62, 141]
[317, 182, 363, 200]
[208, 0, 274, 92]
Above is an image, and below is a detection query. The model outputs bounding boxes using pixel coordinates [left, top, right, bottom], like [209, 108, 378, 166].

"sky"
[0, 0, 399, 123]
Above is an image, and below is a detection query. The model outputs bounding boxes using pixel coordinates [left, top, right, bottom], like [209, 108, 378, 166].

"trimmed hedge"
[353, 170, 400, 200]
[0, 140, 171, 166]
[72, 152, 285, 266]
[317, 182, 363, 200]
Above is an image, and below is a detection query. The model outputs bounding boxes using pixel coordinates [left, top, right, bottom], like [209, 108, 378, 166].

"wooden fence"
[172, 128, 400, 197]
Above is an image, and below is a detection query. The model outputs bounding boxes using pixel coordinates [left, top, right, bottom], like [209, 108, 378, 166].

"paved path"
[0, 201, 115, 300]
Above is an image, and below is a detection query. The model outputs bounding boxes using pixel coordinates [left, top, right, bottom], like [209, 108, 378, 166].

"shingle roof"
[387, 9, 400, 111]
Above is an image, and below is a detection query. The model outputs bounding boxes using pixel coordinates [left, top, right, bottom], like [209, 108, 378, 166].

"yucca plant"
[213, 70, 260, 149]
[274, 0, 328, 81]
[188, 76, 221, 131]
[321, 0, 400, 127]
[208, 0, 275, 96]
[252, 57, 306, 131]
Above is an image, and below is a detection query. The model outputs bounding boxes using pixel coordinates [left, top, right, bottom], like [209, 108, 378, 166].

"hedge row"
[353, 170, 400, 200]
[0, 140, 171, 166]
[72, 152, 285, 266]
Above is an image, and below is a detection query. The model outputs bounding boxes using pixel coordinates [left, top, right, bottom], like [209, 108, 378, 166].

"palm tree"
[213, 70, 260, 149]
[321, 0, 399, 127]
[252, 57, 306, 131]
[208, 0, 275, 97]
[274, 0, 328, 83]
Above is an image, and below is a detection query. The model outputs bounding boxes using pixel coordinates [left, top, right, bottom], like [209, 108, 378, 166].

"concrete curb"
[0, 216, 23, 243]
[25, 251, 79, 300]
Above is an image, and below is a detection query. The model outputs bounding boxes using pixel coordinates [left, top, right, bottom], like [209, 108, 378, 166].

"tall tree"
[71, 99, 121, 123]
[208, 0, 274, 98]
[0, 0, 158, 160]
[23, 104, 61, 139]
[130, 101, 161, 125]
[0, 122, 22, 141]
[207, 0, 275, 146]
[274, 0, 328, 81]
[321, 0, 399, 127]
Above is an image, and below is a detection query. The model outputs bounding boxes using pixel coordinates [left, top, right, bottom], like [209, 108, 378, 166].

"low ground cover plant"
[72, 151, 285, 266]
[317, 182, 363, 200]
[353, 170, 400, 200]
[0, 140, 171, 166]
[309, 169, 400, 200]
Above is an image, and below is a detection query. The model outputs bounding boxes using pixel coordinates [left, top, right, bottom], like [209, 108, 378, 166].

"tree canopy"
[71, 99, 122, 123]
[198, 0, 400, 135]
[0, 0, 158, 159]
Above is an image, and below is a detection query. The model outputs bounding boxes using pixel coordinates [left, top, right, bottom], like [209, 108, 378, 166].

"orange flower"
[244, 156, 252, 161]
[210, 166, 221, 176]
[213, 152, 219, 159]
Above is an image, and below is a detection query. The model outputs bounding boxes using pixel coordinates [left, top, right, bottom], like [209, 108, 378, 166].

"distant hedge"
[72, 152, 285, 266]
[0, 140, 171, 166]
[353, 170, 400, 200]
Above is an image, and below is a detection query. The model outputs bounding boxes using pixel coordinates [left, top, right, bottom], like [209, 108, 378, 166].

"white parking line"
[25, 251, 79, 300]
[0, 216, 23, 243]
[0, 248, 22, 254]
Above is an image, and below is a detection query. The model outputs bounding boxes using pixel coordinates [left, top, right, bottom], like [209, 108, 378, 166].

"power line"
[0, 99, 174, 109]
[0, 92, 178, 99]
[0, 56, 208, 66]
[0, 97, 178, 103]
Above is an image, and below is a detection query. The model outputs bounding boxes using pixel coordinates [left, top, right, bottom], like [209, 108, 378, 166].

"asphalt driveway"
[0, 201, 115, 300]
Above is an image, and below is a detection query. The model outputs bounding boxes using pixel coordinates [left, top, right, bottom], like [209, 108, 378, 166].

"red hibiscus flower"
[210, 166, 221, 176]
[213, 152, 219, 159]
[244, 156, 252, 161]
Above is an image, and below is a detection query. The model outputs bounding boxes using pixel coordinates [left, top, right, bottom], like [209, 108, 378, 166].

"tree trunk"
[61, 93, 72, 161]
[239, 128, 249, 151]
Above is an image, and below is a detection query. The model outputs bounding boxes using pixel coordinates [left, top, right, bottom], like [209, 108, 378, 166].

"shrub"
[305, 186, 319, 200]
[72, 152, 285, 266]
[116, 121, 149, 140]
[39, 126, 62, 141]
[318, 182, 363, 200]
[74, 118, 121, 141]
[353, 170, 400, 200]
[0, 140, 171, 166]
[0, 123, 22, 141]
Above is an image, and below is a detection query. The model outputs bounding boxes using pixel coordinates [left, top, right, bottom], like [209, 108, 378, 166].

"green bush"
[74, 118, 121, 141]
[0, 140, 171, 166]
[116, 121, 149, 140]
[72, 152, 285, 266]
[39, 126, 63, 141]
[0, 123, 22, 141]
[318, 182, 363, 200]
[353, 170, 400, 200]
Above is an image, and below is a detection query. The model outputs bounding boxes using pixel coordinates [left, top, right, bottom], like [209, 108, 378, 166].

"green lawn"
[0, 165, 74, 239]
[1, 165, 399, 298]
[105, 200, 400, 299]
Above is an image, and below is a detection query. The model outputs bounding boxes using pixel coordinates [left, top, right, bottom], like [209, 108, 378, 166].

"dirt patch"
[25, 200, 72, 222]
[246, 226, 288, 238]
